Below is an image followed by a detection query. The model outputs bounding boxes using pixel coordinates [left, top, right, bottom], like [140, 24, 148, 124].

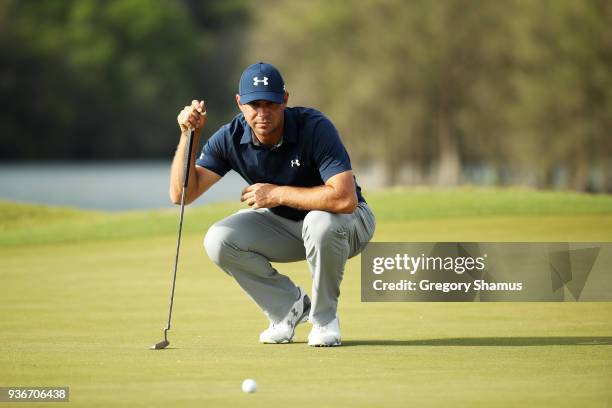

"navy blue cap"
[238, 62, 285, 105]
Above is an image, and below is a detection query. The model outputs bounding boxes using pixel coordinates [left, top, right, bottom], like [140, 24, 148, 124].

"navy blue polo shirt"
[196, 107, 365, 221]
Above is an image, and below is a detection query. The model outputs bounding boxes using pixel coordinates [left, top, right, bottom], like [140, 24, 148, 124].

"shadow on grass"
[343, 337, 612, 347]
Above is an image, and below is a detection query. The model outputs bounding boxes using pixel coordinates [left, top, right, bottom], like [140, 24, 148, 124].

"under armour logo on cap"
[291, 159, 300, 167]
[253, 76, 269, 86]
[239, 62, 285, 105]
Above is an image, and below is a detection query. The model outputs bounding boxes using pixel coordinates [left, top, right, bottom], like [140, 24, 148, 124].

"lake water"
[0, 161, 247, 211]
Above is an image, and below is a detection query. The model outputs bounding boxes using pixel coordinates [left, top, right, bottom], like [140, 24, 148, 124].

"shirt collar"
[240, 109, 298, 146]
[252, 133, 283, 149]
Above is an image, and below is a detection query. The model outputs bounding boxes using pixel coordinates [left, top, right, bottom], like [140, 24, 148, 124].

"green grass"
[1, 188, 611, 407]
[3, 186, 612, 246]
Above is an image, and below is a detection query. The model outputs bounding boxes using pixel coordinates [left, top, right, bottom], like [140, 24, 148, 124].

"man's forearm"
[275, 184, 357, 214]
[241, 172, 358, 213]
[169, 129, 202, 204]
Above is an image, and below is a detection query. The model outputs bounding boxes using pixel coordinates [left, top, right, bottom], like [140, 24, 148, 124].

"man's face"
[236, 93, 288, 146]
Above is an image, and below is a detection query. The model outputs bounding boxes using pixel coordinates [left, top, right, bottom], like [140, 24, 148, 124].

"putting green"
[1, 188, 611, 407]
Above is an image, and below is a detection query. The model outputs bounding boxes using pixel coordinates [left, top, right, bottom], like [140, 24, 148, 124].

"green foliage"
[0, 0, 247, 159]
[1, 0, 610, 192]
[510, 0, 612, 190]
[247, 0, 612, 191]
[248, 0, 520, 185]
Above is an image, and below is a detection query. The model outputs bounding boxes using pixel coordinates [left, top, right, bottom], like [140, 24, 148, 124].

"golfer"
[170, 62, 375, 346]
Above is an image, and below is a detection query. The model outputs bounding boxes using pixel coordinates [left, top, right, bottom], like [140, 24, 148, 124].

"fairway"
[1, 188, 611, 407]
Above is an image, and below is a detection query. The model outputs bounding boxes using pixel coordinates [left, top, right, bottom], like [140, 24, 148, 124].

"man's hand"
[241, 183, 281, 209]
[177, 100, 207, 133]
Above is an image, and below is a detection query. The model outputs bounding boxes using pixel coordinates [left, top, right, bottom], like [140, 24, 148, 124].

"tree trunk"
[598, 150, 610, 193]
[384, 152, 400, 187]
[436, 117, 461, 186]
[570, 148, 589, 192]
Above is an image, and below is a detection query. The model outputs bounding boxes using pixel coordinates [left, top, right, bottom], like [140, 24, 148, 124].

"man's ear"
[283, 91, 289, 106]
[236, 94, 242, 107]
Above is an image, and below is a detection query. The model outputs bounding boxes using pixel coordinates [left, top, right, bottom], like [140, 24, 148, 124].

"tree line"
[1, 0, 610, 192]
[248, 0, 611, 192]
[0, 0, 248, 159]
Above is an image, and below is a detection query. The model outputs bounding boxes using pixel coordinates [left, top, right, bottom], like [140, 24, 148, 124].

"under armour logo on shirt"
[291, 159, 300, 167]
[253, 76, 268, 86]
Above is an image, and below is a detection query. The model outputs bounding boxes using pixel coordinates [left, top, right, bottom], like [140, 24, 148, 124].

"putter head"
[150, 339, 170, 350]
[150, 328, 170, 350]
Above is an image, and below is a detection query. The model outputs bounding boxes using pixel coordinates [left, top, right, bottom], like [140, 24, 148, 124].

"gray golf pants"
[204, 202, 376, 326]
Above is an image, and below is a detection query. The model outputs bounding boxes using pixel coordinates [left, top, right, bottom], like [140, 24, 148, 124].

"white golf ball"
[241, 378, 257, 393]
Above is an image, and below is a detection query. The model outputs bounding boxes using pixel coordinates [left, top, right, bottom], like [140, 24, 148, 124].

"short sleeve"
[195, 128, 231, 177]
[312, 118, 352, 182]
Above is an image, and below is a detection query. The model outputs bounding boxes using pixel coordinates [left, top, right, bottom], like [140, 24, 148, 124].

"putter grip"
[183, 129, 195, 188]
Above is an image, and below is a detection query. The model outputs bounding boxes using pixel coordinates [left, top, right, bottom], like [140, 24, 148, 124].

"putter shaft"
[151, 128, 195, 350]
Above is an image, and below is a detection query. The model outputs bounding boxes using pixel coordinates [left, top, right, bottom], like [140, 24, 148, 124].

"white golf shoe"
[259, 287, 311, 344]
[308, 317, 341, 347]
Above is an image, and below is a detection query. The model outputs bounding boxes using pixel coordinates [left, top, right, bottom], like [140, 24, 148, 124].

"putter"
[151, 126, 196, 350]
